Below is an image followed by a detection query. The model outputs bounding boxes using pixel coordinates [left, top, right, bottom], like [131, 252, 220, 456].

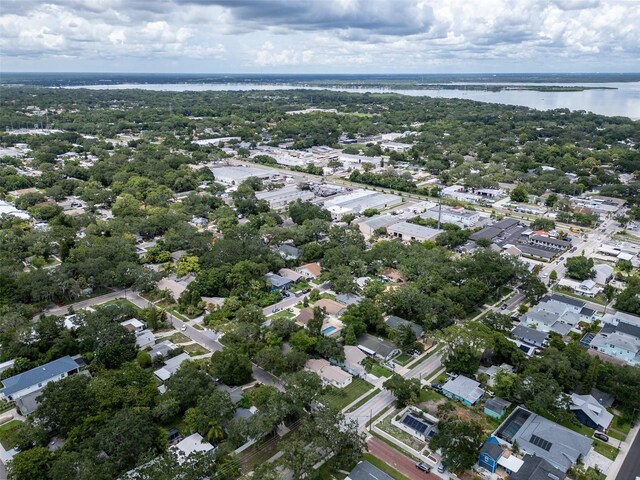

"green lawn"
[419, 388, 446, 403]
[168, 309, 190, 321]
[0, 420, 23, 450]
[608, 429, 626, 441]
[394, 353, 412, 366]
[321, 378, 374, 410]
[165, 332, 191, 344]
[319, 293, 337, 300]
[100, 298, 141, 310]
[346, 388, 381, 413]
[269, 310, 295, 320]
[363, 453, 411, 480]
[183, 343, 209, 356]
[364, 360, 393, 378]
[593, 439, 618, 460]
[611, 415, 632, 434]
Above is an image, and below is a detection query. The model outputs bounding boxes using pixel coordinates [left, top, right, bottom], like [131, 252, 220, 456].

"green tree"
[510, 185, 528, 203]
[430, 417, 484, 473]
[8, 446, 53, 480]
[565, 256, 595, 281]
[210, 349, 253, 386]
[383, 374, 421, 407]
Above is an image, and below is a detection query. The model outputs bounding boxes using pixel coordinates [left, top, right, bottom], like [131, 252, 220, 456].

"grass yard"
[168, 309, 190, 322]
[364, 359, 393, 378]
[100, 298, 141, 310]
[165, 332, 191, 344]
[346, 388, 381, 413]
[377, 415, 426, 452]
[183, 343, 209, 356]
[0, 420, 23, 450]
[593, 439, 618, 460]
[192, 324, 204, 330]
[394, 353, 413, 366]
[269, 310, 295, 320]
[611, 415, 632, 434]
[419, 388, 446, 403]
[608, 429, 626, 441]
[363, 453, 411, 480]
[322, 378, 373, 410]
[319, 292, 337, 300]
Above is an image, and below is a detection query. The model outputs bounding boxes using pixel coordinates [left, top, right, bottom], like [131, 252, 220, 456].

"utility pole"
[437, 194, 443, 230]
[369, 409, 372, 431]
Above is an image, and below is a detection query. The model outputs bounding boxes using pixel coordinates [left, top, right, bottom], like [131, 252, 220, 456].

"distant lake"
[66, 81, 640, 119]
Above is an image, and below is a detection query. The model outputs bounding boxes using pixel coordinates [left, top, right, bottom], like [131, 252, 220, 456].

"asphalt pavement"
[616, 429, 640, 480]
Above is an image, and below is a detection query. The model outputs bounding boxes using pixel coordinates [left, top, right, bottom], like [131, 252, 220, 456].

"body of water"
[65, 81, 640, 119]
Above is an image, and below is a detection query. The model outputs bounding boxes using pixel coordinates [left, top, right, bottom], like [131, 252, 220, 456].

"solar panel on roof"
[402, 414, 429, 434]
[530, 434, 552, 451]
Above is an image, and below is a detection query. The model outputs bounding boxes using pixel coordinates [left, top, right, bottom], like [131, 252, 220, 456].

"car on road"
[272, 307, 280, 313]
[594, 432, 609, 442]
[501, 303, 508, 310]
[181, 325, 187, 331]
[415, 462, 431, 472]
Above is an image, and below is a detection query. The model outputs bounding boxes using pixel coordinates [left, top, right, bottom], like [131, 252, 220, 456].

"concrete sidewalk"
[606, 422, 640, 480]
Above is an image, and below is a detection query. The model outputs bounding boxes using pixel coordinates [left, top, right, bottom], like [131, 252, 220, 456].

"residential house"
[478, 437, 523, 475]
[171, 433, 215, 463]
[149, 340, 179, 359]
[0, 355, 81, 403]
[277, 244, 301, 260]
[120, 318, 146, 333]
[519, 294, 594, 335]
[305, 359, 353, 389]
[342, 346, 367, 377]
[336, 293, 364, 307]
[511, 325, 548, 348]
[586, 321, 640, 366]
[297, 262, 322, 279]
[154, 353, 191, 381]
[264, 272, 293, 291]
[295, 307, 315, 327]
[484, 397, 512, 419]
[392, 408, 438, 441]
[477, 364, 514, 387]
[278, 268, 303, 283]
[157, 277, 188, 300]
[385, 315, 423, 338]
[346, 461, 394, 480]
[135, 330, 156, 349]
[314, 298, 345, 316]
[495, 407, 592, 472]
[357, 333, 400, 362]
[442, 375, 485, 406]
[0, 355, 83, 415]
[569, 393, 613, 431]
[509, 455, 567, 480]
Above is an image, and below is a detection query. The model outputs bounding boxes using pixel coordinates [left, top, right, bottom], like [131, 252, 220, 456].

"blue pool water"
[322, 326, 337, 335]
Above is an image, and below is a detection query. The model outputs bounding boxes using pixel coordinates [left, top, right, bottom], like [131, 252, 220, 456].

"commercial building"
[420, 205, 480, 228]
[356, 214, 400, 238]
[255, 186, 314, 210]
[324, 190, 403, 218]
[338, 153, 383, 169]
[210, 166, 279, 185]
[387, 221, 442, 242]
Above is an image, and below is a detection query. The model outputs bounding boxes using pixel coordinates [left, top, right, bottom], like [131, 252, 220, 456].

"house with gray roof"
[387, 221, 443, 242]
[357, 333, 400, 361]
[442, 375, 485, 406]
[512, 325, 548, 348]
[385, 315, 423, 338]
[264, 272, 293, 291]
[569, 393, 613, 431]
[0, 355, 81, 403]
[509, 454, 566, 480]
[495, 407, 592, 472]
[586, 321, 640, 366]
[346, 460, 394, 480]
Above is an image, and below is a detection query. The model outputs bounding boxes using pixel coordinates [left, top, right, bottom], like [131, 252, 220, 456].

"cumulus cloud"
[0, 0, 638, 72]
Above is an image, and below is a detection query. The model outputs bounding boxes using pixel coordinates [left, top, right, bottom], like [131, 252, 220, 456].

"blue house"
[441, 375, 485, 406]
[264, 273, 293, 292]
[478, 437, 502, 473]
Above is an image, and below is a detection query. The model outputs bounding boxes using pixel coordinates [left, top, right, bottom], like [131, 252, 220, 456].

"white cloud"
[0, 0, 638, 72]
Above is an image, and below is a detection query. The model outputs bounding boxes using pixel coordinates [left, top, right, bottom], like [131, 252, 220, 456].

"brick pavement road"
[367, 437, 437, 480]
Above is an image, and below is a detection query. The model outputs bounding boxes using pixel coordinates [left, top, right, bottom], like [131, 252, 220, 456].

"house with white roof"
[154, 353, 191, 381]
[305, 359, 352, 389]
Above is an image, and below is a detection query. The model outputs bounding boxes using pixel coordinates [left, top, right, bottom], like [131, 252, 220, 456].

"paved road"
[368, 437, 437, 480]
[616, 428, 640, 480]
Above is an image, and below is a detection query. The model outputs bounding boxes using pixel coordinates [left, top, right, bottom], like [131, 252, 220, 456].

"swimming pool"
[322, 326, 337, 335]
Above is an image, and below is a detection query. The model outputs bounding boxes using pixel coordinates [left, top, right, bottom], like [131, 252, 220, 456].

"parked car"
[415, 462, 431, 472]
[501, 303, 508, 310]
[437, 464, 446, 473]
[431, 382, 443, 392]
[594, 432, 609, 442]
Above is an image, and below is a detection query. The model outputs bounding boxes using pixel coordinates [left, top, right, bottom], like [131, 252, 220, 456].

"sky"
[1, 0, 639, 74]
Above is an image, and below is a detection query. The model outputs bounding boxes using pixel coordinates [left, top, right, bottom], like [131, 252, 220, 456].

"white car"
[181, 325, 187, 331]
